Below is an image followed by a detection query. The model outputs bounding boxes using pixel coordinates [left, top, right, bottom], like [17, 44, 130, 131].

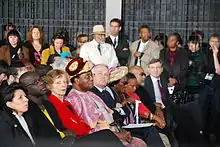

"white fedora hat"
[91, 25, 106, 35]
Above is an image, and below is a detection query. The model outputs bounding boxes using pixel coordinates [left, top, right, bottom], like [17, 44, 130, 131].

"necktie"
[97, 44, 101, 55]
[157, 80, 166, 106]
[113, 38, 117, 48]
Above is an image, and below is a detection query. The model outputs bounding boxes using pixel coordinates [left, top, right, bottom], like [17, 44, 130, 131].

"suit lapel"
[106, 36, 113, 45]
[145, 76, 156, 102]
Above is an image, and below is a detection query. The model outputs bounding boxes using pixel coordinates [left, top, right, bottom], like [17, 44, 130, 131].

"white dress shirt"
[80, 39, 119, 67]
[150, 76, 165, 109]
[136, 40, 149, 66]
[13, 112, 36, 145]
[110, 35, 118, 48]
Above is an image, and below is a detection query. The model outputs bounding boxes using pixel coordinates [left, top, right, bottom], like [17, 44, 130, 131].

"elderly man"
[65, 57, 146, 147]
[80, 25, 119, 67]
[90, 64, 165, 146]
[19, 71, 126, 147]
[129, 25, 161, 74]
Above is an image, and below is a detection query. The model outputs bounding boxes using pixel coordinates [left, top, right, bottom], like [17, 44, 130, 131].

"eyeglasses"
[25, 78, 42, 87]
[140, 72, 146, 76]
[125, 84, 136, 89]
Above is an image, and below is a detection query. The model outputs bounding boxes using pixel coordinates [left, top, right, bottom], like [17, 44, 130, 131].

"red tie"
[157, 80, 166, 106]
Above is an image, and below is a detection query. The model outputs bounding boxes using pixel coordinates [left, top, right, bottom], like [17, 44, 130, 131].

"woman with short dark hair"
[0, 30, 30, 66]
[41, 33, 72, 65]
[0, 83, 35, 147]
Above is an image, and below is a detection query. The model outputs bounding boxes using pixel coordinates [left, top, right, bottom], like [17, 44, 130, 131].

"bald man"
[129, 66, 157, 112]
[129, 66, 179, 147]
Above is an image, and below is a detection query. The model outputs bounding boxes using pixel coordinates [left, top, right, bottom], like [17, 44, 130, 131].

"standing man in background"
[129, 25, 161, 74]
[106, 18, 130, 66]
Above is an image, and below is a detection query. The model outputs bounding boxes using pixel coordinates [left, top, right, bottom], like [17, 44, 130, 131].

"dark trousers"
[73, 129, 124, 147]
[126, 126, 164, 147]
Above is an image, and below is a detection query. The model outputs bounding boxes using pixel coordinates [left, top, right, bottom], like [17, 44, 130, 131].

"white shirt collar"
[150, 75, 160, 83]
[141, 40, 149, 46]
[95, 86, 106, 92]
[110, 35, 118, 42]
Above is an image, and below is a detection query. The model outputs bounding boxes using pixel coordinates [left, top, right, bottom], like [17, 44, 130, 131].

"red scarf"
[48, 94, 91, 137]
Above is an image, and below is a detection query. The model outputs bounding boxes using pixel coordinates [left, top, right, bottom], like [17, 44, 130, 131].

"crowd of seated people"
[0, 18, 220, 147]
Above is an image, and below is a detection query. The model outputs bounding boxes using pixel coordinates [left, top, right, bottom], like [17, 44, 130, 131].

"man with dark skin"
[159, 33, 188, 91]
[19, 71, 125, 147]
[19, 72, 67, 147]
[129, 66, 164, 119]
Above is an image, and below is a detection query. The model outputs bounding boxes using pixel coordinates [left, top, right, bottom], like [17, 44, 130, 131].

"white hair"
[91, 64, 109, 73]
[51, 58, 70, 71]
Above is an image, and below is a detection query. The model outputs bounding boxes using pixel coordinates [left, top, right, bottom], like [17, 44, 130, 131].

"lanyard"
[41, 107, 65, 139]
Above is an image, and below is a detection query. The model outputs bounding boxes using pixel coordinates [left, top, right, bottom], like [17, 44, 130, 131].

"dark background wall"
[0, 0, 106, 43]
[0, 0, 220, 44]
[122, 0, 220, 42]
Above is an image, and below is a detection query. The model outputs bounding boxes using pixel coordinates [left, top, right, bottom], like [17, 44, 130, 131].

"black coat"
[23, 41, 49, 66]
[90, 86, 130, 125]
[143, 76, 170, 106]
[159, 48, 189, 90]
[135, 86, 156, 113]
[106, 36, 130, 66]
[0, 107, 35, 147]
[27, 100, 64, 146]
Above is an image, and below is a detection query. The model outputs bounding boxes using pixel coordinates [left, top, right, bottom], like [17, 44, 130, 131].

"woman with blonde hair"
[45, 69, 91, 137]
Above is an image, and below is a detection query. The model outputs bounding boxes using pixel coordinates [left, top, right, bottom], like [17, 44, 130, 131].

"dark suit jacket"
[144, 76, 170, 106]
[90, 86, 130, 124]
[27, 100, 64, 146]
[159, 48, 189, 90]
[106, 36, 130, 66]
[135, 86, 156, 113]
[0, 107, 34, 147]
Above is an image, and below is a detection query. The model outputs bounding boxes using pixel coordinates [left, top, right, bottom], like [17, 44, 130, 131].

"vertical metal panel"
[122, 0, 220, 42]
[0, 0, 106, 43]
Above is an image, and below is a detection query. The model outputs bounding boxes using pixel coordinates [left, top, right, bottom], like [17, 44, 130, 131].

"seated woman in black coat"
[187, 35, 207, 91]
[0, 83, 36, 147]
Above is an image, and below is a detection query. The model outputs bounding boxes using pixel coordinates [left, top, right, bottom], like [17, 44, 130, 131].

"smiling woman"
[0, 83, 35, 147]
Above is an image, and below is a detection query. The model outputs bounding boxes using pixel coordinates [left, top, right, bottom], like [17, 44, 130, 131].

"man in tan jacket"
[129, 25, 161, 75]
